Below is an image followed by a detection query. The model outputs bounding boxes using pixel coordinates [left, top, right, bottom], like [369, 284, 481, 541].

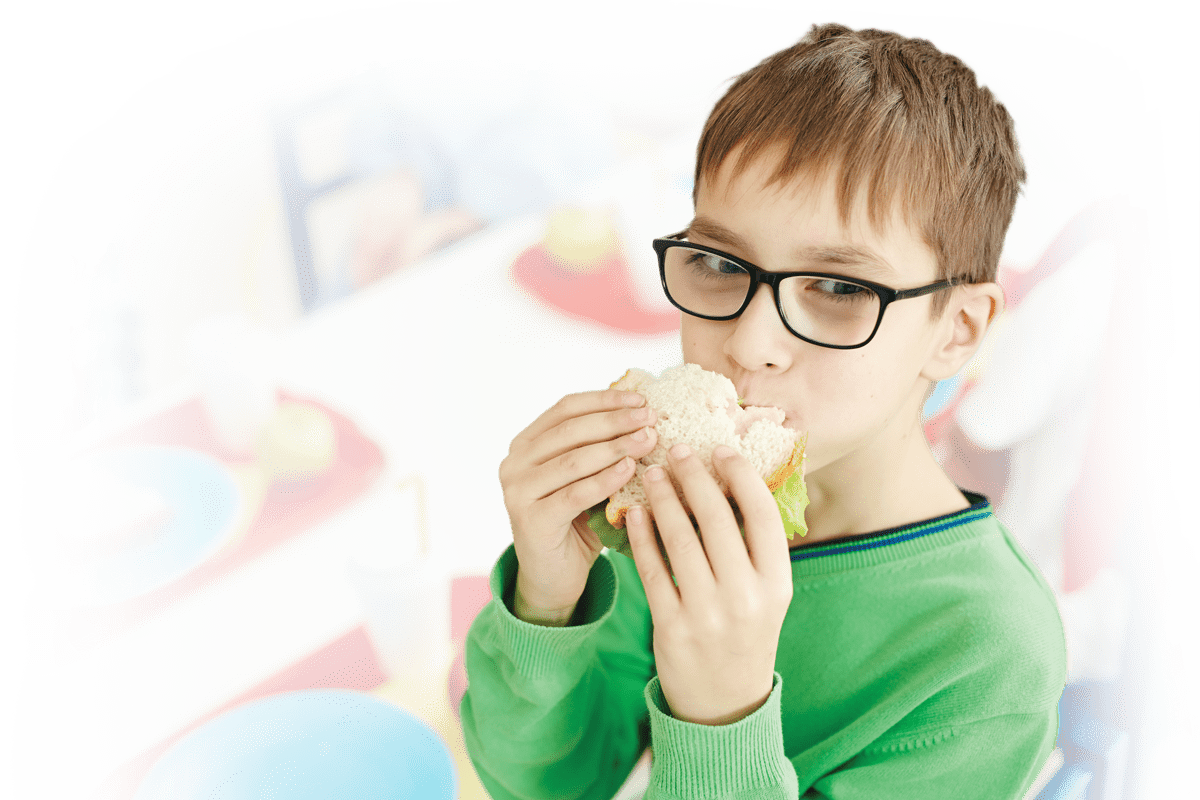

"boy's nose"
[725, 283, 796, 370]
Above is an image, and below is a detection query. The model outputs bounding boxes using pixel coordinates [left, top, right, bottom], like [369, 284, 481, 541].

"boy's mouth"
[737, 399, 801, 433]
[742, 398, 787, 412]
[774, 411, 801, 432]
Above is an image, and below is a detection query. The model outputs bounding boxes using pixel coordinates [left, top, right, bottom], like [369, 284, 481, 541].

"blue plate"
[134, 690, 457, 800]
[70, 445, 242, 604]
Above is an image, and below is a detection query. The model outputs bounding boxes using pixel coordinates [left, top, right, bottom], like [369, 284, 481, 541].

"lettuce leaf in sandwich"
[586, 454, 809, 563]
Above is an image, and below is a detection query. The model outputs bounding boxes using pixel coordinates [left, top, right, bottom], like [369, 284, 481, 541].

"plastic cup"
[348, 555, 453, 684]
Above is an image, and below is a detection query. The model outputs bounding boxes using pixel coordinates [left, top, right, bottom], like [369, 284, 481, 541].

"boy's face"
[681, 145, 954, 477]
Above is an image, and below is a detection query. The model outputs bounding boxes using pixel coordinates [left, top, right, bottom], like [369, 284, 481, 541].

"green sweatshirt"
[461, 491, 1067, 799]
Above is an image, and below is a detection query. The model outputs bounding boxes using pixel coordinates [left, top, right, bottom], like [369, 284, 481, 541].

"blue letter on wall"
[262, 86, 355, 311]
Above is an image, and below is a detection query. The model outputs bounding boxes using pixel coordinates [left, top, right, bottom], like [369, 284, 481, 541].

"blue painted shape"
[53, 450, 238, 606]
[1051, 681, 1130, 800]
[451, 65, 609, 221]
[270, 85, 362, 311]
[350, 70, 460, 214]
[922, 374, 962, 420]
[1032, 762, 1099, 800]
[1075, 710, 1128, 796]
[270, 74, 465, 311]
[134, 690, 457, 800]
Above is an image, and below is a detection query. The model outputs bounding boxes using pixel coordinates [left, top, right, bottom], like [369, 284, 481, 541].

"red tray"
[57, 386, 384, 657]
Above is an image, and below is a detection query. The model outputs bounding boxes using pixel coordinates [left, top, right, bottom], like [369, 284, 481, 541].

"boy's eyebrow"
[685, 217, 754, 252]
[685, 217, 899, 281]
[798, 245, 899, 282]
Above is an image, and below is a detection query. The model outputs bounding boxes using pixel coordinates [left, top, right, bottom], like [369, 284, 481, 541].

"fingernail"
[628, 506, 645, 525]
[713, 445, 735, 461]
[669, 443, 691, 460]
[623, 393, 645, 407]
[644, 465, 666, 482]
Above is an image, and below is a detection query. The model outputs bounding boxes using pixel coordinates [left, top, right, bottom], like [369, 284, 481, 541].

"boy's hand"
[625, 443, 793, 725]
[500, 390, 658, 625]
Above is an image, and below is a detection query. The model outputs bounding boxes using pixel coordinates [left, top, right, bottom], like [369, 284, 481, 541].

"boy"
[462, 23, 1067, 799]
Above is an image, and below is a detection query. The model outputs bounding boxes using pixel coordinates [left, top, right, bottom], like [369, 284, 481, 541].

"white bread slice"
[605, 363, 804, 529]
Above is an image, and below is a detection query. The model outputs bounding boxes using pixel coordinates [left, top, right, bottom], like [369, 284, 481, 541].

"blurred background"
[1, 1, 1195, 798]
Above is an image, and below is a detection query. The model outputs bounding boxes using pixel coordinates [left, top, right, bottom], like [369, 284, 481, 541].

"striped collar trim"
[789, 491, 991, 563]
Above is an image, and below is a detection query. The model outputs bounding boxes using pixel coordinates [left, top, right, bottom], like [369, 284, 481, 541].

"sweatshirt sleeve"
[642, 671, 801, 799]
[460, 545, 656, 800]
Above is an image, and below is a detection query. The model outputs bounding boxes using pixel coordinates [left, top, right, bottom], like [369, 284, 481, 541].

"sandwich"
[586, 363, 809, 561]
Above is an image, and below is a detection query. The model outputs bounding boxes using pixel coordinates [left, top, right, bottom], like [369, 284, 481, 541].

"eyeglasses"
[653, 231, 964, 349]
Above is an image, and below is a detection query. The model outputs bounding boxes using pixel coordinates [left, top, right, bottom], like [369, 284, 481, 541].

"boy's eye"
[684, 252, 745, 276]
[809, 279, 871, 301]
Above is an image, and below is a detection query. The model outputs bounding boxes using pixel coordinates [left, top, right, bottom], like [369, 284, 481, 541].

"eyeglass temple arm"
[892, 278, 964, 301]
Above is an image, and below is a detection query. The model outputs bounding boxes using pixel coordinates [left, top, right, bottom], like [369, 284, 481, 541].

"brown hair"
[694, 23, 1026, 317]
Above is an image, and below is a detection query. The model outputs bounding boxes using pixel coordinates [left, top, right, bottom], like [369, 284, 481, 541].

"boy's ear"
[922, 282, 1005, 382]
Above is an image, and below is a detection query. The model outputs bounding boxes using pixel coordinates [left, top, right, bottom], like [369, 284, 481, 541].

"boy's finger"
[511, 398, 652, 472]
[625, 506, 680, 617]
[530, 424, 662, 501]
[717, 446, 790, 580]
[642, 464, 715, 600]
[666, 444, 753, 585]
[540, 450, 643, 525]
[514, 389, 643, 448]
[528, 402, 657, 465]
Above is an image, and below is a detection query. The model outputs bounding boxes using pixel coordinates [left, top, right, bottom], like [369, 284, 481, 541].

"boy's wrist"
[512, 583, 578, 627]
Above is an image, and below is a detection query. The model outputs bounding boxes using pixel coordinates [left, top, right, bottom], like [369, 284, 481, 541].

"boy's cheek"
[677, 328, 709, 363]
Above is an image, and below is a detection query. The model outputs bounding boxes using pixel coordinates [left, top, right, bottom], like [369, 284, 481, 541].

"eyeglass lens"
[663, 246, 881, 347]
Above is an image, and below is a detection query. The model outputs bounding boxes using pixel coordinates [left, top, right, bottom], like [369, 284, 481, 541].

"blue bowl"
[134, 690, 457, 800]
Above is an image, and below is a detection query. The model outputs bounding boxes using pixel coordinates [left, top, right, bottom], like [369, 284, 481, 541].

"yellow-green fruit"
[256, 402, 337, 482]
[542, 206, 620, 272]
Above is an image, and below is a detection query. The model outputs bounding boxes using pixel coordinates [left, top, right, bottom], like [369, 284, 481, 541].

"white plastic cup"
[348, 555, 453, 683]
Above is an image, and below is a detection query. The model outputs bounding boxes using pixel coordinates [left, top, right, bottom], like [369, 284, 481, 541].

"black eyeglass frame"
[653, 231, 965, 350]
